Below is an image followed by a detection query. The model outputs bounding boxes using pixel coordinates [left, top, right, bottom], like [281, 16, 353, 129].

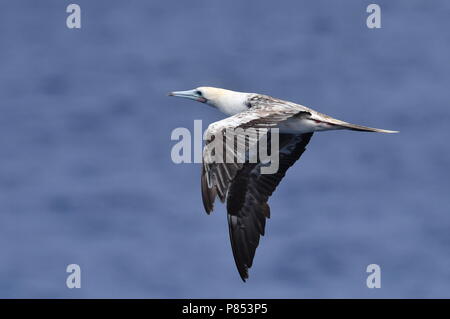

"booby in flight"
[169, 87, 397, 281]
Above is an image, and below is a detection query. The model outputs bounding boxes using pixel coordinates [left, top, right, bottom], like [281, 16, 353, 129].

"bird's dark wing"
[201, 105, 313, 281]
[226, 132, 313, 281]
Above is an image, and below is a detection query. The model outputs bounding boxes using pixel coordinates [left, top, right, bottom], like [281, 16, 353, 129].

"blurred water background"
[0, 0, 449, 298]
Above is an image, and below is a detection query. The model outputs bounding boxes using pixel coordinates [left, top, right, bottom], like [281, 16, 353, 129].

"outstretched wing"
[226, 132, 313, 281]
[200, 105, 313, 281]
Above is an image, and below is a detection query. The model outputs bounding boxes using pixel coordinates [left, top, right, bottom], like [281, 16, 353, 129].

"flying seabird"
[169, 87, 397, 281]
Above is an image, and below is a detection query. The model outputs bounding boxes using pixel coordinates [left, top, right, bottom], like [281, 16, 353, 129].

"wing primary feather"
[201, 166, 216, 214]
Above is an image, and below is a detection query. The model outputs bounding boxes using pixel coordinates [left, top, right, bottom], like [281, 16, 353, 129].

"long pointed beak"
[168, 89, 206, 103]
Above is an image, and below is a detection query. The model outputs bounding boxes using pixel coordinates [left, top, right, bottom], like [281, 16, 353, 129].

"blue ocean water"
[0, 0, 449, 298]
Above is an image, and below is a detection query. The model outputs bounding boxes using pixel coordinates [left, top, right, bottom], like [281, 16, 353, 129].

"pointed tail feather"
[312, 113, 399, 133]
[336, 122, 398, 133]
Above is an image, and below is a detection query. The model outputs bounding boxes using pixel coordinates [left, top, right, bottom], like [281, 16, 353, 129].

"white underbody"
[277, 117, 342, 134]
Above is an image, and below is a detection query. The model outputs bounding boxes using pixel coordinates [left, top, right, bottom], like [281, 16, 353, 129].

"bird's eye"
[196, 90, 202, 96]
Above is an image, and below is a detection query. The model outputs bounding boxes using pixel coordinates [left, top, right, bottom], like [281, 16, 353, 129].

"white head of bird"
[169, 86, 250, 115]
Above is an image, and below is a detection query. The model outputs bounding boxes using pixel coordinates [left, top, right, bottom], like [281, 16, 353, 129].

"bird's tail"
[335, 122, 398, 133]
[315, 114, 399, 133]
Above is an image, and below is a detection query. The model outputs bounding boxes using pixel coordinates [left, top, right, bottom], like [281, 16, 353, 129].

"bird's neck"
[209, 91, 251, 116]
